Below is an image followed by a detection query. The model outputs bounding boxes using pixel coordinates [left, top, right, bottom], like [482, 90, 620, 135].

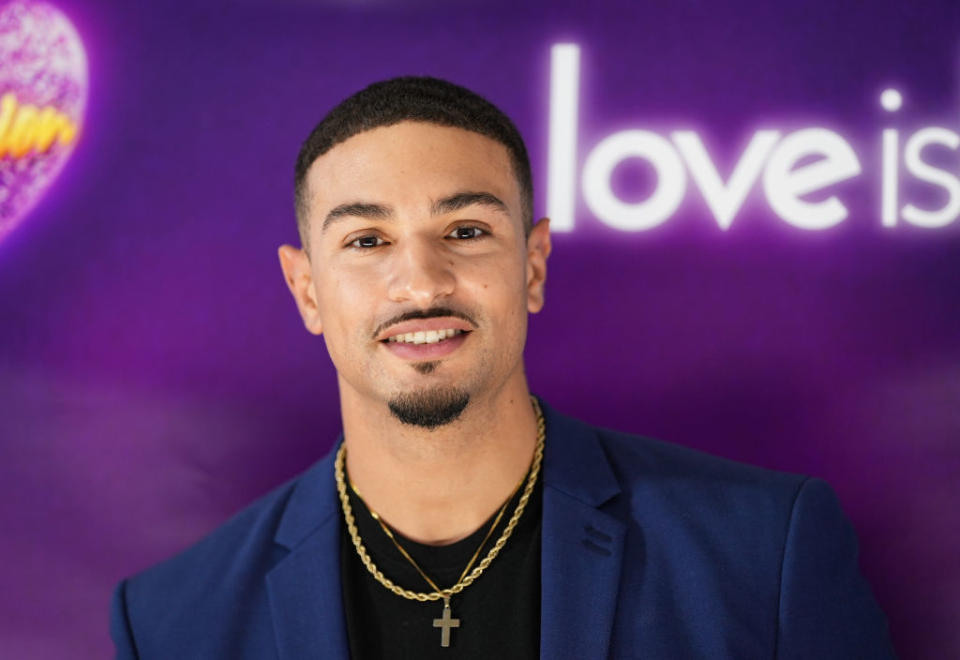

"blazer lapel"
[266, 444, 350, 660]
[538, 401, 627, 660]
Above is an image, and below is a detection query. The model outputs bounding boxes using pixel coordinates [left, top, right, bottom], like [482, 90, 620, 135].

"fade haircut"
[293, 76, 534, 248]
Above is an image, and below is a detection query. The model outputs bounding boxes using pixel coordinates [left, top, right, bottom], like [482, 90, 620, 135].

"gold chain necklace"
[334, 396, 546, 648]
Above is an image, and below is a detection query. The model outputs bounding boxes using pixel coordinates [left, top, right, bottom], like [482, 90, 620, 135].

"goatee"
[388, 387, 470, 429]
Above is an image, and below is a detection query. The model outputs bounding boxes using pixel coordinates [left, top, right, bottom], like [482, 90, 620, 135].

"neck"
[339, 375, 539, 546]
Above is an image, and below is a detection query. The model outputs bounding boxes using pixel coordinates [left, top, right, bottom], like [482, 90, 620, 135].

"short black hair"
[293, 76, 533, 247]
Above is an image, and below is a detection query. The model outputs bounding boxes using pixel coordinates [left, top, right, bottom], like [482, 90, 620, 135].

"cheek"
[464, 248, 526, 290]
[316, 259, 378, 307]
[466, 260, 529, 330]
[314, 271, 373, 343]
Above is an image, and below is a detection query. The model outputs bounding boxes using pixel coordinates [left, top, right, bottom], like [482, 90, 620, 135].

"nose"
[386, 237, 456, 306]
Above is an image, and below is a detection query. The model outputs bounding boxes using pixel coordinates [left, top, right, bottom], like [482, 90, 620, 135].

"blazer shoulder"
[540, 401, 808, 522]
[581, 422, 814, 544]
[123, 459, 319, 613]
[550, 418, 894, 656]
[114, 448, 343, 656]
[595, 423, 807, 495]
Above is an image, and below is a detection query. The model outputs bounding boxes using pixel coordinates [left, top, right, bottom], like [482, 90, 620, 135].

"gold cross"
[432, 598, 461, 648]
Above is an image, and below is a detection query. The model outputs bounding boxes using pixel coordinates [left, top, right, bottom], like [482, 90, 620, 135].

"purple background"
[2, 0, 959, 657]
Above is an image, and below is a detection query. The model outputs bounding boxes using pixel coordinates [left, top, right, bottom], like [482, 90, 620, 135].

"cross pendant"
[432, 597, 460, 648]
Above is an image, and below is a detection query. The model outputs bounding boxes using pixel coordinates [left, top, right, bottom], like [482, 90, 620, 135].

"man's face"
[279, 121, 550, 427]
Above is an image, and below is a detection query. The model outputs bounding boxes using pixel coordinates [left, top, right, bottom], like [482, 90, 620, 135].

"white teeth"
[387, 329, 463, 344]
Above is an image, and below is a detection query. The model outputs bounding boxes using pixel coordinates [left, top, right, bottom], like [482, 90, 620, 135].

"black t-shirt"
[340, 472, 542, 660]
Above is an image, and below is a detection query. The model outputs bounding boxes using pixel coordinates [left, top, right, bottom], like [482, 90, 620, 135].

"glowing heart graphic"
[0, 1, 87, 243]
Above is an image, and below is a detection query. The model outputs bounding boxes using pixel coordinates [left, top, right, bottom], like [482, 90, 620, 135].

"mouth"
[379, 325, 472, 361]
[385, 328, 467, 344]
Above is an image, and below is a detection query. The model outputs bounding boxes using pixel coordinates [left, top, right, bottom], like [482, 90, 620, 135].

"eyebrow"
[321, 191, 509, 232]
[322, 202, 391, 232]
[432, 191, 509, 217]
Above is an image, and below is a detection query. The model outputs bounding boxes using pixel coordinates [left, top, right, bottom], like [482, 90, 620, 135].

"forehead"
[303, 121, 521, 227]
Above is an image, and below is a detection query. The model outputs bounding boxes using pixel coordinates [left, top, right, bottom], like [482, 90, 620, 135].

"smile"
[381, 328, 470, 361]
[386, 329, 465, 344]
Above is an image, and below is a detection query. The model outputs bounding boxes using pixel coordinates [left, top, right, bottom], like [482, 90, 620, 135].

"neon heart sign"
[0, 1, 86, 243]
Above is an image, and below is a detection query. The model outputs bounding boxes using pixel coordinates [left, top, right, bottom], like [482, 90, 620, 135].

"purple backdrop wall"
[1, 0, 958, 657]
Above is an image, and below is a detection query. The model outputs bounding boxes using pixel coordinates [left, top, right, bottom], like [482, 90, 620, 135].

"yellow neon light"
[0, 92, 78, 159]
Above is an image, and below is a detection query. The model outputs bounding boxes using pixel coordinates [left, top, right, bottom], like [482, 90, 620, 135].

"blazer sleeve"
[775, 477, 897, 659]
[110, 579, 140, 660]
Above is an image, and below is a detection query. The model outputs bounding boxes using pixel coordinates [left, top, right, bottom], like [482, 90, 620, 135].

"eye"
[349, 235, 386, 249]
[448, 226, 487, 240]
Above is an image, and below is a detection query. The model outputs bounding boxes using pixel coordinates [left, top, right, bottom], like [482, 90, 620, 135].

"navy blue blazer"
[111, 400, 896, 658]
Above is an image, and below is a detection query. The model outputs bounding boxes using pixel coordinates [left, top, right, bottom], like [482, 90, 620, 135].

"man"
[110, 77, 896, 659]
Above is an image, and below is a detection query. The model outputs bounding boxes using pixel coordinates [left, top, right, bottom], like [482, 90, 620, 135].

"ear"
[278, 244, 324, 335]
[525, 217, 552, 313]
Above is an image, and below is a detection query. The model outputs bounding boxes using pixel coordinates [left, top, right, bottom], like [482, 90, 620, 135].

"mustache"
[373, 306, 477, 339]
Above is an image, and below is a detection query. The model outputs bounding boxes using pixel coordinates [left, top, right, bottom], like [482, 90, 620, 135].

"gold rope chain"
[349, 460, 519, 596]
[334, 396, 546, 602]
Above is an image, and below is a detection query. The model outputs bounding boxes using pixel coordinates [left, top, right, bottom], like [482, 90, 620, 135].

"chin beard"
[388, 387, 470, 429]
